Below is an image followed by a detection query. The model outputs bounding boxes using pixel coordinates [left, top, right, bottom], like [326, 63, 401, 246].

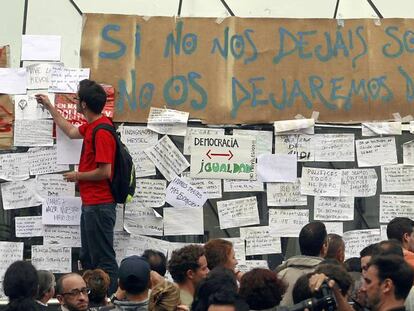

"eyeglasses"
[62, 287, 91, 297]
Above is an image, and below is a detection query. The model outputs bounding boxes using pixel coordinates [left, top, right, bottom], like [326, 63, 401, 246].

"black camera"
[277, 281, 337, 311]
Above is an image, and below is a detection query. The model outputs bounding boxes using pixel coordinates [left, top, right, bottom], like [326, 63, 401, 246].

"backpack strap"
[91, 123, 118, 152]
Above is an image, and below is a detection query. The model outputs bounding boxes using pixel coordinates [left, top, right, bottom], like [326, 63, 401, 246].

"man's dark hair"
[77, 79, 107, 114]
[142, 249, 167, 276]
[368, 255, 414, 300]
[373, 240, 403, 257]
[387, 217, 414, 243]
[315, 264, 353, 296]
[168, 245, 205, 284]
[56, 273, 80, 295]
[325, 234, 344, 261]
[344, 257, 361, 273]
[360, 243, 376, 258]
[299, 221, 327, 256]
[36, 270, 55, 300]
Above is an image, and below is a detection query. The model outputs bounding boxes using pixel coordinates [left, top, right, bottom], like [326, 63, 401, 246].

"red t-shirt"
[78, 116, 116, 205]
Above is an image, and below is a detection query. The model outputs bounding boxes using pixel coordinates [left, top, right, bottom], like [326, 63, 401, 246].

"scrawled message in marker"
[36, 174, 75, 199]
[381, 165, 414, 192]
[42, 196, 82, 225]
[43, 225, 81, 247]
[15, 216, 43, 237]
[275, 134, 315, 162]
[166, 176, 207, 208]
[184, 127, 225, 155]
[0, 153, 29, 181]
[269, 209, 309, 237]
[217, 196, 259, 229]
[380, 195, 414, 223]
[15, 91, 54, 120]
[25, 62, 62, 89]
[129, 179, 166, 207]
[29, 146, 69, 175]
[1, 179, 42, 210]
[314, 196, 354, 221]
[145, 135, 190, 181]
[190, 135, 256, 180]
[340, 168, 377, 197]
[314, 134, 355, 162]
[147, 107, 189, 136]
[356, 137, 397, 167]
[267, 179, 307, 206]
[301, 167, 342, 197]
[181, 172, 222, 199]
[48, 66, 90, 93]
[14, 119, 53, 147]
[240, 226, 281, 256]
[223, 179, 264, 192]
[124, 206, 163, 236]
[31, 245, 71, 273]
[344, 229, 381, 258]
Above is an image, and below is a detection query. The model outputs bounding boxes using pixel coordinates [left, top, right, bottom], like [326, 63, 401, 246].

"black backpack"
[92, 123, 136, 204]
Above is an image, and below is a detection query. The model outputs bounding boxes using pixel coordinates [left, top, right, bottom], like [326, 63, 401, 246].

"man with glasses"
[56, 273, 90, 311]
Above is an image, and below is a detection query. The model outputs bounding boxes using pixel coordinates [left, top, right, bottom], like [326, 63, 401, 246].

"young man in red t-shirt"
[36, 79, 118, 294]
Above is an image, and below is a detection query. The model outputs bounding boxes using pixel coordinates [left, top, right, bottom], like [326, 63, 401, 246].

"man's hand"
[35, 94, 53, 110]
[63, 171, 78, 182]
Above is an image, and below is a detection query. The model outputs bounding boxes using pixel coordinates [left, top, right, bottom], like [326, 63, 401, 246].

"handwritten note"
[25, 62, 62, 89]
[21, 35, 61, 61]
[166, 176, 207, 208]
[324, 222, 344, 235]
[403, 141, 414, 165]
[181, 172, 222, 199]
[126, 234, 170, 257]
[31, 245, 71, 273]
[145, 135, 190, 181]
[314, 134, 355, 162]
[129, 179, 166, 207]
[0, 68, 27, 94]
[380, 195, 414, 223]
[48, 66, 90, 93]
[114, 231, 131, 264]
[42, 196, 82, 225]
[267, 179, 307, 206]
[217, 197, 260, 229]
[124, 206, 163, 236]
[43, 225, 81, 247]
[257, 154, 297, 182]
[184, 127, 225, 155]
[14, 119, 54, 147]
[269, 209, 309, 237]
[147, 107, 189, 136]
[340, 169, 378, 197]
[1, 179, 42, 210]
[275, 134, 315, 162]
[15, 216, 43, 237]
[115, 204, 124, 232]
[223, 179, 264, 192]
[14, 92, 54, 119]
[29, 146, 69, 175]
[301, 167, 342, 197]
[0, 153, 30, 181]
[381, 165, 414, 192]
[240, 226, 281, 255]
[274, 119, 314, 134]
[233, 129, 273, 156]
[164, 207, 204, 236]
[355, 137, 397, 167]
[56, 127, 83, 165]
[36, 174, 75, 199]
[343, 229, 381, 258]
[362, 122, 402, 137]
[314, 196, 354, 221]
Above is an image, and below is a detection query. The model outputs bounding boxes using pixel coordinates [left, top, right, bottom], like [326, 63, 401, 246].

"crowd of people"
[3, 217, 414, 311]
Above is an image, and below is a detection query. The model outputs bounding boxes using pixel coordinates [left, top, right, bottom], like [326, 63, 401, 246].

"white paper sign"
[217, 197, 260, 229]
[166, 176, 207, 208]
[43, 225, 81, 247]
[25, 62, 62, 89]
[343, 229, 381, 258]
[381, 165, 414, 192]
[129, 179, 166, 207]
[362, 122, 402, 137]
[14, 92, 54, 119]
[56, 127, 83, 165]
[380, 224, 388, 240]
[301, 167, 342, 197]
[355, 137, 397, 167]
[340, 169, 378, 197]
[0, 68, 27, 94]
[147, 107, 189, 136]
[314, 134, 355, 162]
[15, 216, 43, 237]
[237, 260, 269, 273]
[145, 135, 190, 181]
[21, 35, 61, 61]
[274, 119, 315, 134]
[223, 179, 264, 192]
[1, 179, 42, 210]
[14, 119, 54, 147]
[275, 134, 315, 162]
[314, 196, 354, 221]
[324, 222, 344, 235]
[164, 207, 204, 236]
[48, 66, 90, 93]
[380, 195, 414, 223]
[31, 245, 71, 273]
[114, 231, 131, 264]
[42, 196, 82, 225]
[190, 135, 256, 180]
[257, 154, 297, 182]
[181, 172, 222, 199]
[233, 129, 273, 156]
[126, 235, 170, 257]
[124, 206, 163, 236]
[269, 209, 309, 237]
[240, 226, 281, 255]
[184, 127, 225, 155]
[267, 179, 307, 206]
[223, 237, 246, 263]
[403, 140, 414, 165]
[0, 153, 30, 181]
[36, 174, 75, 199]
[29, 146, 69, 175]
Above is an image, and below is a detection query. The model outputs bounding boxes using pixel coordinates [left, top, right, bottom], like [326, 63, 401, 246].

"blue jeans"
[80, 203, 118, 295]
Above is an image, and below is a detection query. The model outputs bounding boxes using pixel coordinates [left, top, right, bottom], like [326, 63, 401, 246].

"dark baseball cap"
[118, 256, 151, 286]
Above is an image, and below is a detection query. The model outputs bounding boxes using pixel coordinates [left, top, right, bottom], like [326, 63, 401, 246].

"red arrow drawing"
[206, 150, 233, 160]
